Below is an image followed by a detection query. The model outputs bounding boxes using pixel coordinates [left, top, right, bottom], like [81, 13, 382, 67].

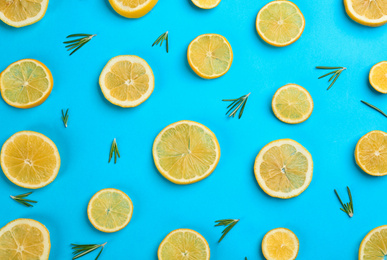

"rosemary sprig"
[316, 66, 346, 90]
[64, 34, 96, 56]
[108, 138, 120, 164]
[334, 187, 353, 218]
[71, 242, 107, 260]
[223, 93, 250, 119]
[152, 31, 169, 53]
[361, 101, 387, 118]
[61, 109, 69, 128]
[10, 192, 37, 207]
[215, 219, 239, 243]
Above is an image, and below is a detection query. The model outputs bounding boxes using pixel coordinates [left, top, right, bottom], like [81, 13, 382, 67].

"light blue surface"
[1, 0, 387, 259]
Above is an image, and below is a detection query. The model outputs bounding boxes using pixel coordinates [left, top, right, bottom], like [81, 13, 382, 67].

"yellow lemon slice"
[256, 0, 305, 47]
[1, 131, 60, 189]
[87, 188, 133, 233]
[369, 61, 387, 93]
[187, 34, 233, 79]
[254, 139, 313, 199]
[158, 229, 210, 260]
[153, 120, 221, 185]
[262, 228, 299, 260]
[0, 218, 50, 260]
[272, 84, 313, 124]
[108, 0, 158, 18]
[359, 225, 387, 259]
[0, 59, 53, 109]
[344, 0, 387, 27]
[355, 130, 387, 176]
[191, 0, 221, 9]
[99, 55, 154, 108]
[0, 0, 49, 28]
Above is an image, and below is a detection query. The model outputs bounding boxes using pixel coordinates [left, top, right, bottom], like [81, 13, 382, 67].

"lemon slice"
[254, 139, 313, 199]
[355, 130, 387, 176]
[0, 0, 49, 28]
[359, 225, 387, 259]
[256, 0, 305, 47]
[272, 84, 313, 124]
[262, 228, 299, 260]
[1, 131, 60, 189]
[187, 34, 233, 79]
[87, 188, 133, 233]
[0, 59, 53, 109]
[0, 218, 50, 260]
[153, 120, 221, 184]
[369, 61, 387, 93]
[344, 0, 387, 27]
[191, 0, 221, 9]
[99, 55, 154, 108]
[108, 0, 158, 18]
[158, 229, 210, 260]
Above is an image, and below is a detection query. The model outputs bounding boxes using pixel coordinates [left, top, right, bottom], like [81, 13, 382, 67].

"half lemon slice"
[344, 0, 387, 27]
[0, 0, 49, 28]
[262, 228, 299, 260]
[369, 61, 387, 93]
[108, 0, 158, 18]
[359, 225, 387, 259]
[191, 0, 221, 9]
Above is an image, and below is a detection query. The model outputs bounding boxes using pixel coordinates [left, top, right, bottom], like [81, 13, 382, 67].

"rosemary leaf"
[152, 31, 169, 53]
[108, 138, 120, 164]
[215, 219, 239, 243]
[223, 93, 250, 119]
[61, 109, 69, 128]
[10, 192, 37, 207]
[71, 242, 107, 260]
[64, 34, 96, 56]
[316, 66, 346, 90]
[361, 101, 387, 118]
[334, 187, 353, 218]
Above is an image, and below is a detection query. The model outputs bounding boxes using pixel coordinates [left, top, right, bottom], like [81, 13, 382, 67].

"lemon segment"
[153, 120, 221, 185]
[344, 0, 387, 27]
[359, 225, 387, 259]
[254, 139, 313, 199]
[0, 0, 49, 28]
[99, 55, 154, 107]
[187, 34, 233, 79]
[87, 188, 133, 233]
[262, 228, 299, 260]
[256, 0, 305, 47]
[0, 131, 60, 189]
[108, 0, 158, 18]
[191, 0, 221, 9]
[355, 130, 387, 176]
[369, 61, 387, 93]
[272, 84, 313, 124]
[158, 229, 210, 260]
[0, 218, 51, 260]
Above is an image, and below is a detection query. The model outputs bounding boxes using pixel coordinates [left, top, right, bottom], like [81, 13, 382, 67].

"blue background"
[1, 0, 387, 259]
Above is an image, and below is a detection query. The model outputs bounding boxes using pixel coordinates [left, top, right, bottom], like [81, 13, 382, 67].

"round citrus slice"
[187, 34, 233, 79]
[359, 225, 387, 259]
[369, 61, 387, 93]
[108, 0, 158, 18]
[254, 139, 313, 199]
[191, 0, 221, 9]
[87, 188, 133, 233]
[0, 0, 49, 28]
[99, 55, 154, 107]
[0, 218, 50, 260]
[0, 59, 53, 109]
[272, 84, 313, 124]
[355, 130, 387, 176]
[153, 120, 221, 185]
[1, 131, 60, 189]
[262, 228, 299, 260]
[158, 229, 210, 260]
[256, 0, 305, 47]
[344, 0, 387, 27]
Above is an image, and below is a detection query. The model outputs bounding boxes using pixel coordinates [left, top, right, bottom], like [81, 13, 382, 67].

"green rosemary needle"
[215, 219, 239, 243]
[361, 100, 387, 118]
[223, 93, 250, 119]
[71, 242, 107, 260]
[108, 138, 120, 164]
[10, 192, 37, 207]
[316, 66, 346, 90]
[61, 109, 69, 128]
[64, 34, 96, 56]
[152, 31, 169, 53]
[334, 187, 353, 218]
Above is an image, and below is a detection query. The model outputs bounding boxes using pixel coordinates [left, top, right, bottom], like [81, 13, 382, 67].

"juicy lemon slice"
[153, 120, 221, 184]
[191, 0, 221, 9]
[0, 131, 60, 189]
[0, 218, 50, 260]
[254, 139, 313, 199]
[87, 188, 133, 233]
[359, 225, 387, 259]
[355, 130, 387, 176]
[369, 61, 387, 93]
[108, 0, 158, 18]
[158, 229, 210, 260]
[262, 228, 299, 260]
[256, 0, 305, 47]
[0, 59, 53, 109]
[0, 0, 49, 28]
[272, 84, 313, 124]
[187, 34, 233, 79]
[344, 0, 387, 27]
[99, 55, 154, 107]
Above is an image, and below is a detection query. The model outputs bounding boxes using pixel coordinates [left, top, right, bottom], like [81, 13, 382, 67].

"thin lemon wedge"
[0, 0, 49, 28]
[369, 61, 387, 93]
[108, 0, 158, 18]
[191, 0, 221, 9]
[344, 0, 387, 27]
[359, 225, 387, 260]
[262, 228, 299, 260]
